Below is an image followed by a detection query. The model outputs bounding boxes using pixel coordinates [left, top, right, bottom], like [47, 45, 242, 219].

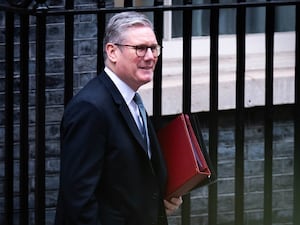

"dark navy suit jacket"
[54, 71, 168, 225]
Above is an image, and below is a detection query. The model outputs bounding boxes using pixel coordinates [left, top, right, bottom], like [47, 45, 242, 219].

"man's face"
[111, 26, 159, 91]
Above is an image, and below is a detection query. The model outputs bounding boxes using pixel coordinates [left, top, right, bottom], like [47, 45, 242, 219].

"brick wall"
[167, 109, 294, 225]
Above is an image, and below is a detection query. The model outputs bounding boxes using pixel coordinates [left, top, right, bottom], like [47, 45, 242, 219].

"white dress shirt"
[104, 67, 143, 135]
[104, 67, 151, 158]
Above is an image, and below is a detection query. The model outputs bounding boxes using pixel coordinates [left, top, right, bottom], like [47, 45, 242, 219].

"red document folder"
[157, 114, 211, 200]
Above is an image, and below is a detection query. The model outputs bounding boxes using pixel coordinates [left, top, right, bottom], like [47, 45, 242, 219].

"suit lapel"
[99, 71, 168, 193]
[99, 72, 149, 154]
[119, 103, 148, 152]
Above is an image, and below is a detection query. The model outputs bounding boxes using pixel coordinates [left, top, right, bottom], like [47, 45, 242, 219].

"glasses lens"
[136, 45, 160, 57]
[136, 46, 147, 57]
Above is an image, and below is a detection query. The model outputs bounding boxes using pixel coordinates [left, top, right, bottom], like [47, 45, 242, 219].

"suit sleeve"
[59, 100, 107, 225]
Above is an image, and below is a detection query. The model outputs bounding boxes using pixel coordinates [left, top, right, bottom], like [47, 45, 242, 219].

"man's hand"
[164, 196, 183, 216]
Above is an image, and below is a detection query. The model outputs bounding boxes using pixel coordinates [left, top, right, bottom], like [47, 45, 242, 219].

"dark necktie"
[134, 93, 151, 157]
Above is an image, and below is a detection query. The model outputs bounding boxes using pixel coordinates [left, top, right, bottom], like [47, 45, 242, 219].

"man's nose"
[144, 47, 155, 59]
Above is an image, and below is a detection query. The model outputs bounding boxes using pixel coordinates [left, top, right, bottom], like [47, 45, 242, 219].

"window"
[170, 0, 295, 38]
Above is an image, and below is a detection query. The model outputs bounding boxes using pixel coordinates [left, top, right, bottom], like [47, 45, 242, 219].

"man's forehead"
[122, 26, 156, 40]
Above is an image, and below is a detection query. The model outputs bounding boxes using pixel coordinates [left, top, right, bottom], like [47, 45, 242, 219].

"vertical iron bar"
[181, 194, 191, 225]
[124, 0, 133, 7]
[208, 1, 219, 225]
[235, 2, 246, 225]
[64, 0, 74, 106]
[181, 1, 193, 224]
[4, 11, 14, 225]
[154, 0, 163, 6]
[153, 0, 163, 117]
[19, 13, 29, 225]
[264, 2, 274, 225]
[294, 3, 300, 225]
[182, 0, 192, 114]
[97, 0, 106, 74]
[35, 8, 47, 225]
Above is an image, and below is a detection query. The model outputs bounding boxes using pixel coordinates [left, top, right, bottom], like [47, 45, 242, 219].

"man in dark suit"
[54, 11, 182, 225]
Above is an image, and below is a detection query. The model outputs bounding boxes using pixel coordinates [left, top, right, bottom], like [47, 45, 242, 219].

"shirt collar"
[104, 67, 135, 105]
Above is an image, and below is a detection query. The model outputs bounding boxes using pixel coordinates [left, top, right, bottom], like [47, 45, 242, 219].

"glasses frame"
[114, 43, 162, 57]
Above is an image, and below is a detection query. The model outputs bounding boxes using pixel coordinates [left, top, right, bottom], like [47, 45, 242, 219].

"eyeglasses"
[114, 43, 162, 57]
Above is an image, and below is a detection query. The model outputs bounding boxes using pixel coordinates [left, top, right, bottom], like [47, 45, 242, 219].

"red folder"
[157, 114, 211, 200]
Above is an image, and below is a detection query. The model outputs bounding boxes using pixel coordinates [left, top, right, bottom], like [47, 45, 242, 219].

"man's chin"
[140, 71, 153, 80]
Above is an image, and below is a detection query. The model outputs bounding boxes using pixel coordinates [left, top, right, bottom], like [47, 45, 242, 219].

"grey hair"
[103, 11, 154, 61]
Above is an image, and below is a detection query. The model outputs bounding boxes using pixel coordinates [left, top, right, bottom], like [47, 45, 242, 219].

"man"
[55, 11, 182, 225]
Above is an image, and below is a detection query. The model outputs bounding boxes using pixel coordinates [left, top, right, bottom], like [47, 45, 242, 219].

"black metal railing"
[0, 0, 299, 225]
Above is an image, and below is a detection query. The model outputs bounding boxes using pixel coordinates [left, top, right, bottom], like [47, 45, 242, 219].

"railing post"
[4, 10, 15, 225]
[34, 2, 47, 224]
[97, 0, 106, 75]
[64, 0, 74, 105]
[19, 12, 30, 225]
[264, 1, 275, 225]
[235, 1, 246, 225]
[124, 0, 133, 7]
[181, 0, 193, 224]
[181, 0, 193, 225]
[208, 1, 219, 225]
[294, 3, 300, 225]
[153, 0, 164, 117]
[182, 0, 192, 115]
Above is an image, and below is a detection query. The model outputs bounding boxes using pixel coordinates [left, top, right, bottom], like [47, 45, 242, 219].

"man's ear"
[106, 43, 118, 63]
